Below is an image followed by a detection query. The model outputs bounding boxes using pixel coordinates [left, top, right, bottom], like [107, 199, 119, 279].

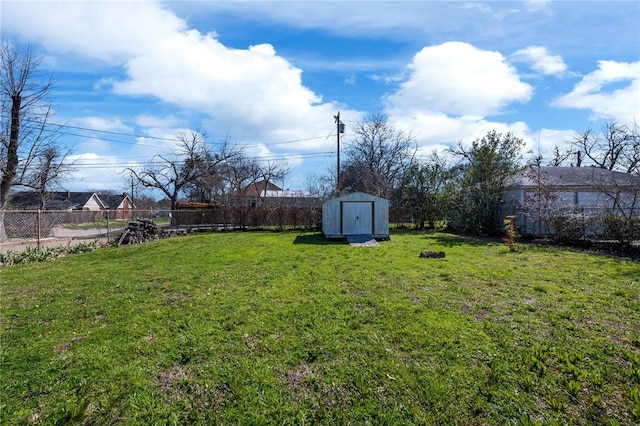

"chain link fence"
[0, 205, 415, 249]
[0, 206, 322, 252]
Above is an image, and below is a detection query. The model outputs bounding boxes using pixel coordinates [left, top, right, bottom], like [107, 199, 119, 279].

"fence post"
[106, 209, 110, 242]
[37, 209, 41, 249]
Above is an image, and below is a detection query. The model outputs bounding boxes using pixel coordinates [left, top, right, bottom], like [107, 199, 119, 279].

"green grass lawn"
[1, 231, 639, 425]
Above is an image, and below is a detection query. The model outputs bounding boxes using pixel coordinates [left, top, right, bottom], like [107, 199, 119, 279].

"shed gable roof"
[326, 192, 389, 204]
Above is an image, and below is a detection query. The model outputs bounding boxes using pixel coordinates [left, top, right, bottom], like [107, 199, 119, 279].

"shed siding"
[322, 192, 389, 239]
[342, 201, 373, 235]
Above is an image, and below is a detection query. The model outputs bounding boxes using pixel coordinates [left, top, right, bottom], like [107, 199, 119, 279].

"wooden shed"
[322, 192, 389, 239]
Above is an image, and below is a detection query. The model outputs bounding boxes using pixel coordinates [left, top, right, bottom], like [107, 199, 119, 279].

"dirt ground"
[0, 227, 124, 253]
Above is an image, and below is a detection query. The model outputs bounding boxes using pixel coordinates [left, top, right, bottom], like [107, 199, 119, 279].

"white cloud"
[64, 153, 134, 192]
[2, 1, 187, 65]
[383, 41, 534, 152]
[532, 128, 577, 160]
[3, 0, 358, 152]
[62, 117, 134, 154]
[108, 30, 334, 141]
[385, 42, 532, 118]
[135, 114, 183, 130]
[511, 46, 568, 76]
[381, 42, 580, 161]
[68, 116, 133, 134]
[526, 0, 552, 13]
[553, 60, 640, 122]
[390, 111, 530, 147]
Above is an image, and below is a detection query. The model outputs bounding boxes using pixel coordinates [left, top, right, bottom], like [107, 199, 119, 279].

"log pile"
[419, 251, 446, 258]
[117, 217, 168, 246]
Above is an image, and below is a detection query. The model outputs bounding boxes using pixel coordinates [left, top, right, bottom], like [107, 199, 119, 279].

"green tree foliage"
[401, 153, 453, 229]
[449, 130, 525, 235]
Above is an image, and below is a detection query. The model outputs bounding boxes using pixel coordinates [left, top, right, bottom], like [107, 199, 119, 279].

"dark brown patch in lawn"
[460, 302, 491, 321]
[281, 362, 350, 411]
[54, 334, 83, 353]
[163, 291, 192, 307]
[155, 364, 228, 412]
[351, 289, 367, 298]
[244, 333, 261, 352]
[283, 361, 315, 392]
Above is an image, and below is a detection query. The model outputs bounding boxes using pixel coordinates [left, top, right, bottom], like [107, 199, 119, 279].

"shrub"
[67, 241, 99, 254]
[599, 214, 640, 245]
[1, 242, 101, 266]
[551, 214, 585, 242]
[502, 215, 520, 252]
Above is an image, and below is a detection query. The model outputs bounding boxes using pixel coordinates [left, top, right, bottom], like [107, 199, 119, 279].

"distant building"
[97, 193, 136, 220]
[228, 180, 319, 208]
[8, 191, 106, 211]
[502, 166, 639, 236]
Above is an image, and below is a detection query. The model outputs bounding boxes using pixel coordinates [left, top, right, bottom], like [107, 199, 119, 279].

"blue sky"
[2, 0, 639, 195]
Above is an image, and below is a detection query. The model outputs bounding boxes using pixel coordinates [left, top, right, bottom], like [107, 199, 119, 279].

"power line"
[42, 121, 180, 142]
[66, 151, 335, 168]
[33, 119, 337, 150]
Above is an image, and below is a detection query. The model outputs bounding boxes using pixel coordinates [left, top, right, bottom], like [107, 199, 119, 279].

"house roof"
[241, 180, 283, 197]
[97, 193, 135, 209]
[508, 166, 640, 189]
[263, 189, 317, 198]
[8, 191, 106, 210]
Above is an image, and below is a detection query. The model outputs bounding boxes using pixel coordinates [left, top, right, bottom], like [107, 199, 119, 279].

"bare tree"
[621, 119, 640, 175]
[547, 145, 573, 167]
[305, 172, 333, 201]
[585, 168, 640, 246]
[26, 145, 74, 209]
[219, 154, 288, 200]
[568, 119, 640, 174]
[341, 113, 416, 201]
[1, 41, 71, 238]
[253, 159, 290, 203]
[518, 164, 561, 236]
[219, 152, 256, 203]
[128, 130, 240, 210]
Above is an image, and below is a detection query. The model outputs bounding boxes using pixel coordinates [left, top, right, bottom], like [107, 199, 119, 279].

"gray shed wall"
[322, 192, 389, 239]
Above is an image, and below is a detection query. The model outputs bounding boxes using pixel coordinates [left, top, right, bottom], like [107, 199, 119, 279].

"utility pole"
[334, 112, 344, 193]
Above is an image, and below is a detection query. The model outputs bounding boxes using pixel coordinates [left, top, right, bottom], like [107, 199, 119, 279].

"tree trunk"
[0, 95, 22, 240]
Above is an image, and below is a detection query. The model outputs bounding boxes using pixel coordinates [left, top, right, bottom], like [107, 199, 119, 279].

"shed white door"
[342, 201, 373, 235]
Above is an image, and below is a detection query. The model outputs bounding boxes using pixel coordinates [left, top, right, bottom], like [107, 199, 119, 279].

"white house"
[502, 166, 639, 235]
[322, 192, 389, 239]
